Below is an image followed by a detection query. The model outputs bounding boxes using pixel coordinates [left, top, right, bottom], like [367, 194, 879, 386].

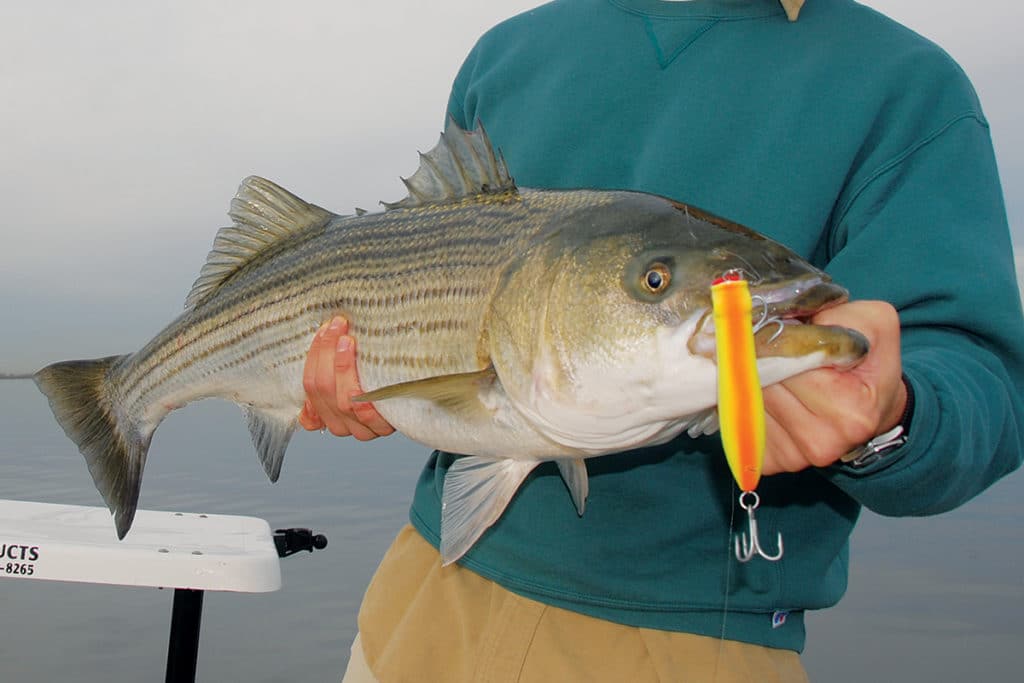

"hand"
[761, 300, 907, 474]
[298, 316, 396, 441]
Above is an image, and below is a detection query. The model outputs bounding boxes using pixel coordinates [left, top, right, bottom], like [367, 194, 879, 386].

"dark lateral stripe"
[126, 279, 488, 398]
[269, 352, 308, 372]
[125, 238, 498, 382]
[198, 202, 517, 277]
[336, 201, 525, 241]
[133, 315, 318, 406]
[359, 350, 459, 371]
[219, 236, 510, 304]
[190, 235, 508, 324]
[295, 212, 515, 260]
[118, 191, 572, 399]
[198, 327, 313, 375]
[351, 318, 471, 338]
[123, 294, 323, 392]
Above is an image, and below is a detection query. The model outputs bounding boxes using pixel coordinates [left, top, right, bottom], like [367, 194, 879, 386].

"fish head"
[487, 190, 868, 454]
[668, 200, 869, 379]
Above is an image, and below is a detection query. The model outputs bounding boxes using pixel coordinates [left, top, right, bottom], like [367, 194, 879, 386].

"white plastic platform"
[0, 499, 281, 593]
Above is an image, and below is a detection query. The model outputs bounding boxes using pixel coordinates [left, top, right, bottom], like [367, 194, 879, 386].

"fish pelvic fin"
[440, 457, 540, 566]
[381, 117, 518, 211]
[34, 355, 151, 539]
[243, 407, 297, 482]
[185, 176, 335, 310]
[556, 458, 589, 516]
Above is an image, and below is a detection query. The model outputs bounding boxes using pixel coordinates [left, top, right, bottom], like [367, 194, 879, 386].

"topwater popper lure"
[711, 271, 783, 562]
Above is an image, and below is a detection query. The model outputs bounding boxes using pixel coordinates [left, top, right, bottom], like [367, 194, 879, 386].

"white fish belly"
[373, 391, 578, 460]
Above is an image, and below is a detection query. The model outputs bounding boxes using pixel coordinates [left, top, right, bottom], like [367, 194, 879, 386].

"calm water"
[0, 379, 1021, 682]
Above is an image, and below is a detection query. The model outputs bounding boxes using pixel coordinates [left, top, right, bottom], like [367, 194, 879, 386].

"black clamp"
[273, 528, 328, 558]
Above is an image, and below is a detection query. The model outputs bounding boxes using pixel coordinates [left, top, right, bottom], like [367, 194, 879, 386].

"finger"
[299, 322, 332, 431]
[319, 333, 372, 440]
[343, 414, 384, 441]
[297, 400, 325, 431]
[350, 390, 397, 437]
[304, 319, 340, 425]
[333, 334, 396, 438]
[815, 301, 906, 432]
[762, 411, 805, 475]
[780, 370, 877, 447]
[764, 377, 857, 469]
[331, 333, 356, 410]
[303, 317, 353, 435]
[761, 384, 821, 472]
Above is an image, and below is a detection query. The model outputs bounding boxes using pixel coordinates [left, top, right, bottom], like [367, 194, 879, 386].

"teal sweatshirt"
[409, 0, 1024, 651]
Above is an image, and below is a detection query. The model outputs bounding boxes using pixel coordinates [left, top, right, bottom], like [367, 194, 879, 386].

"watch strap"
[840, 373, 914, 469]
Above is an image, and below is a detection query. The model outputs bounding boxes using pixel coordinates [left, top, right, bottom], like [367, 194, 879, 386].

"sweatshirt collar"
[610, 0, 802, 21]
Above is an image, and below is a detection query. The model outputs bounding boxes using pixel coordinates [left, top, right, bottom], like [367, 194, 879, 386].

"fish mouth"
[688, 275, 868, 367]
[750, 275, 848, 324]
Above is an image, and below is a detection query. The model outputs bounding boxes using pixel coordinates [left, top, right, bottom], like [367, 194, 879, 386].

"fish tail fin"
[34, 355, 151, 538]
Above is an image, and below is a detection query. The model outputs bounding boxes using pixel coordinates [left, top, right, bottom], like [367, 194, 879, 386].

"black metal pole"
[165, 588, 205, 683]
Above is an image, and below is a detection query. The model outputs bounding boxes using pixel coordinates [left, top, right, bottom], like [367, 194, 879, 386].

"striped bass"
[34, 120, 867, 564]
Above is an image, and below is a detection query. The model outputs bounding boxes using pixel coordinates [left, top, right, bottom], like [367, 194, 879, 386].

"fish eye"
[642, 263, 671, 294]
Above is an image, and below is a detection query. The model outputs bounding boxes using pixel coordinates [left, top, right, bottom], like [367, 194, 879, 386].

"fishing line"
[713, 480, 738, 682]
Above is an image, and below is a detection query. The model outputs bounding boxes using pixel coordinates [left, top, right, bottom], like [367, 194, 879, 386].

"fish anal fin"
[243, 407, 297, 482]
[556, 458, 589, 516]
[185, 177, 335, 310]
[440, 456, 540, 565]
[355, 367, 496, 417]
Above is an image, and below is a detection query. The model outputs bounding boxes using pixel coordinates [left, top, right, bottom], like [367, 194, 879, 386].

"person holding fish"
[295, 1, 1024, 681]
[21, 1, 1016, 679]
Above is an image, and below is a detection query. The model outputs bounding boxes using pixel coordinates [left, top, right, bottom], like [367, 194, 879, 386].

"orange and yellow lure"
[711, 272, 765, 493]
[711, 271, 783, 562]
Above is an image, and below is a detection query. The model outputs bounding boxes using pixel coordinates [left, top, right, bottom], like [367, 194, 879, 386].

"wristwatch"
[840, 374, 914, 469]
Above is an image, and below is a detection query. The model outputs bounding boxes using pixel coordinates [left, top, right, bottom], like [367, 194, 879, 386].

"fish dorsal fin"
[185, 176, 334, 310]
[382, 118, 517, 211]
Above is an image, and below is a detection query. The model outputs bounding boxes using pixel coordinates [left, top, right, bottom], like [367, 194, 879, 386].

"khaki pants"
[344, 525, 809, 683]
[342, 634, 378, 683]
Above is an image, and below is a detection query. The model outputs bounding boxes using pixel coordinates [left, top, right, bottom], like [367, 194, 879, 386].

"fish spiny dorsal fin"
[185, 176, 334, 310]
[381, 117, 517, 211]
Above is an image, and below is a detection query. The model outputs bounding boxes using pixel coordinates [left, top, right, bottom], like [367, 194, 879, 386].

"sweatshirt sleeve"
[820, 113, 1024, 515]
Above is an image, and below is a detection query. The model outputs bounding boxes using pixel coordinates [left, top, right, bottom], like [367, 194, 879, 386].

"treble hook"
[750, 295, 785, 344]
[734, 491, 784, 562]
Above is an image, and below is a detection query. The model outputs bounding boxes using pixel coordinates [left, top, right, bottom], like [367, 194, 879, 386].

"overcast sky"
[1, 1, 1021, 368]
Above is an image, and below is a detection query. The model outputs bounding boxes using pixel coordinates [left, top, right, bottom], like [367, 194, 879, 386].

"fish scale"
[33, 120, 868, 563]
[120, 203, 529, 411]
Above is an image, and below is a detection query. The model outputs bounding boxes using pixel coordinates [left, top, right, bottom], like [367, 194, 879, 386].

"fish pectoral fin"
[440, 456, 540, 566]
[243, 407, 297, 482]
[556, 459, 589, 516]
[683, 408, 720, 438]
[355, 367, 497, 416]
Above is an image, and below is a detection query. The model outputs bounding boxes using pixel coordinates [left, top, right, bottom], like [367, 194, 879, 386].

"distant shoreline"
[0, 373, 33, 380]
